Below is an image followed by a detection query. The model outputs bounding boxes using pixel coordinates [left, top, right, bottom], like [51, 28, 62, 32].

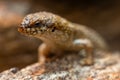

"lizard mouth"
[18, 27, 44, 36]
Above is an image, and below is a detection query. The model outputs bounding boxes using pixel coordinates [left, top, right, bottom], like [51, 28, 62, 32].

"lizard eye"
[34, 22, 41, 27]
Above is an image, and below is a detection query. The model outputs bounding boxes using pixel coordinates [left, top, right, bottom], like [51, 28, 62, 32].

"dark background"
[0, 0, 120, 72]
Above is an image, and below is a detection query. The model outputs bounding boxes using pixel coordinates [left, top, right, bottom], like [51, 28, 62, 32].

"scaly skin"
[18, 12, 108, 65]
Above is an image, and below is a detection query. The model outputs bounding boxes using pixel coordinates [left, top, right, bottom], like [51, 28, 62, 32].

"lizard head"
[18, 12, 71, 43]
[18, 12, 58, 36]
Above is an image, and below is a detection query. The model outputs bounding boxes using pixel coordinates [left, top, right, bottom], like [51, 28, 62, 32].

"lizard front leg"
[38, 43, 51, 64]
[73, 39, 94, 65]
[38, 43, 61, 64]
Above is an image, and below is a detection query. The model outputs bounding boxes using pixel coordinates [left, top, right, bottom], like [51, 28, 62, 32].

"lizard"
[18, 11, 108, 65]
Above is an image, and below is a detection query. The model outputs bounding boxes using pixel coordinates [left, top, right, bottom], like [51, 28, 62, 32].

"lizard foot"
[80, 58, 94, 66]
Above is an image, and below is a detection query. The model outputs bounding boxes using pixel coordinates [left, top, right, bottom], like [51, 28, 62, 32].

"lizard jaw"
[18, 27, 43, 36]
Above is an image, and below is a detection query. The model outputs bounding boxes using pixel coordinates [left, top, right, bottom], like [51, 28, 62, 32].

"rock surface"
[0, 51, 120, 80]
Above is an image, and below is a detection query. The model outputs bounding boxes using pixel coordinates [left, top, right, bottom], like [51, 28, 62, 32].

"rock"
[0, 51, 120, 80]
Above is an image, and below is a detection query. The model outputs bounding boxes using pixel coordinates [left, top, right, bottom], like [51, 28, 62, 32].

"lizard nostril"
[18, 27, 24, 32]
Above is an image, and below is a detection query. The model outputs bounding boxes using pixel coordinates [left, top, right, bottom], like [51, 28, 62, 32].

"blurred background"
[0, 0, 120, 72]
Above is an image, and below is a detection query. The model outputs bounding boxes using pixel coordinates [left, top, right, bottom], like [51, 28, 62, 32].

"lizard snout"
[18, 27, 25, 33]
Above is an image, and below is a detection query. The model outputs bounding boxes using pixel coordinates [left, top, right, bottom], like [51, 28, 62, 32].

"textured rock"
[0, 51, 120, 80]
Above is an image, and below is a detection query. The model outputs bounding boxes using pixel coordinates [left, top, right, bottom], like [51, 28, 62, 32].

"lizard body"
[18, 12, 108, 65]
